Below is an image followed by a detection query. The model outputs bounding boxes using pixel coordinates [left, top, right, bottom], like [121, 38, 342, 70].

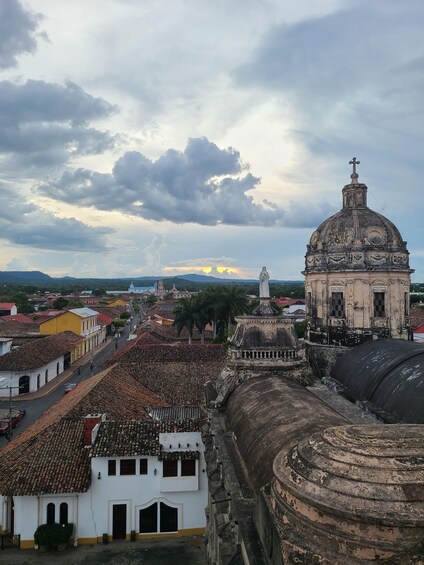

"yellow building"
[39, 308, 105, 359]
[107, 298, 127, 308]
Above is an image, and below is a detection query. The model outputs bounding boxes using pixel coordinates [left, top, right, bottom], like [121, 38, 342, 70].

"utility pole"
[0, 385, 22, 441]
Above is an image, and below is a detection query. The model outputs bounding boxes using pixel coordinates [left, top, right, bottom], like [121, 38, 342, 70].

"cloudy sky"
[1, 0, 423, 281]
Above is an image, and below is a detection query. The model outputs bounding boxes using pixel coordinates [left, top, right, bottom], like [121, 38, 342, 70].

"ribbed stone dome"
[305, 170, 410, 273]
[272, 424, 424, 563]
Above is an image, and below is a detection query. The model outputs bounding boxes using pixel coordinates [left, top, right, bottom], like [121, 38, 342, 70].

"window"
[46, 503, 55, 525]
[45, 369, 48, 384]
[56, 362, 60, 375]
[59, 502, 68, 524]
[163, 460, 178, 477]
[139, 503, 158, 533]
[140, 459, 148, 475]
[37, 374, 40, 390]
[181, 459, 196, 476]
[160, 502, 178, 532]
[120, 459, 136, 475]
[374, 292, 385, 318]
[404, 292, 409, 317]
[139, 502, 178, 534]
[108, 460, 116, 476]
[330, 292, 344, 318]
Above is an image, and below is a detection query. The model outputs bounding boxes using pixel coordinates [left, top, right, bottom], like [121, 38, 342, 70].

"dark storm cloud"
[39, 137, 334, 228]
[0, 184, 113, 251]
[0, 80, 118, 169]
[0, 0, 42, 69]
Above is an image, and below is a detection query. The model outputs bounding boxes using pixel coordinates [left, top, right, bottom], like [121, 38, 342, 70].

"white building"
[0, 333, 79, 396]
[0, 407, 208, 548]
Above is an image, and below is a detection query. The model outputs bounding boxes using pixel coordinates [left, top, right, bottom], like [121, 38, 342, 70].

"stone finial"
[349, 157, 360, 184]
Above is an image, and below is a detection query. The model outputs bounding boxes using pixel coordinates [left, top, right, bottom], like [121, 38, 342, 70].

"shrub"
[34, 523, 73, 547]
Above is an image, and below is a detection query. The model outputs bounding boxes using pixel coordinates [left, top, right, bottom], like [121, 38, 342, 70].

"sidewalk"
[0, 337, 114, 402]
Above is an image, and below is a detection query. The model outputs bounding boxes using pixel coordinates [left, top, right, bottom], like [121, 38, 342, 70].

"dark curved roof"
[225, 376, 346, 492]
[331, 339, 424, 423]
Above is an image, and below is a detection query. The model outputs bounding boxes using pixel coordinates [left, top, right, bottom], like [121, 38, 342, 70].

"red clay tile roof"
[97, 312, 114, 325]
[91, 418, 202, 458]
[0, 364, 169, 495]
[410, 306, 424, 330]
[65, 364, 168, 421]
[115, 343, 227, 405]
[0, 333, 75, 371]
[0, 320, 40, 336]
[0, 303, 16, 309]
[0, 419, 90, 495]
[0, 314, 33, 323]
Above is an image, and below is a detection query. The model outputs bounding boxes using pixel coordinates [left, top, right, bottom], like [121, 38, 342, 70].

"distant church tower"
[304, 158, 413, 348]
[155, 279, 165, 299]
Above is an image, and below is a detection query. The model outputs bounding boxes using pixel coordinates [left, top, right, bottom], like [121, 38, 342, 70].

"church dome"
[305, 160, 410, 273]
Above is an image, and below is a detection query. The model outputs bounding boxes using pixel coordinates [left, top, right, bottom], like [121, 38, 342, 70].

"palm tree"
[173, 297, 197, 344]
[193, 293, 211, 345]
[202, 287, 223, 340]
[216, 286, 249, 333]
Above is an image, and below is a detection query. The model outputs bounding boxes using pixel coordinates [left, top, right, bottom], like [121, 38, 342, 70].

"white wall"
[0, 356, 65, 396]
[1, 432, 208, 545]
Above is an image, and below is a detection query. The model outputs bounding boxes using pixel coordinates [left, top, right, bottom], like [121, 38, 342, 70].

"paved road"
[1, 536, 207, 564]
[0, 308, 144, 449]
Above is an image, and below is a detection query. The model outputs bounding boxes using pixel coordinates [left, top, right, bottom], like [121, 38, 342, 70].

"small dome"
[305, 169, 410, 273]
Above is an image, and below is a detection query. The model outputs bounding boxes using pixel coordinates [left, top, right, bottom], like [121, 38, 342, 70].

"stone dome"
[305, 168, 410, 273]
[272, 424, 424, 563]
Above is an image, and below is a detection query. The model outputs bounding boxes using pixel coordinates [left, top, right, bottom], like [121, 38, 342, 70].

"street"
[0, 306, 144, 449]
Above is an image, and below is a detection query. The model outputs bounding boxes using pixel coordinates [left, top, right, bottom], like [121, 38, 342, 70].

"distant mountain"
[176, 273, 236, 283]
[175, 273, 303, 284]
[0, 270, 53, 283]
[0, 270, 304, 286]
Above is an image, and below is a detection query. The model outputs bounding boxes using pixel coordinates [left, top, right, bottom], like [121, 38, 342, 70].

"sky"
[0, 0, 423, 281]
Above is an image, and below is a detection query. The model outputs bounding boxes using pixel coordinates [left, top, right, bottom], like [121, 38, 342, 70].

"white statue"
[259, 266, 270, 298]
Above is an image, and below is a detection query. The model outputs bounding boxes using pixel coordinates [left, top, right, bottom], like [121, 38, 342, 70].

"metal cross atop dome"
[349, 157, 360, 183]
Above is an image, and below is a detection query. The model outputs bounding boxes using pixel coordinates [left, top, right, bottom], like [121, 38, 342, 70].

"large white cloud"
[39, 137, 335, 228]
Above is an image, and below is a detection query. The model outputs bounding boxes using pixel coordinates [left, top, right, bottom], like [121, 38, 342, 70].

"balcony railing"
[81, 325, 101, 337]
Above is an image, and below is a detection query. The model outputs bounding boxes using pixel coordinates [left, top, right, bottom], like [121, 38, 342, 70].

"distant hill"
[0, 270, 303, 287]
[0, 270, 53, 284]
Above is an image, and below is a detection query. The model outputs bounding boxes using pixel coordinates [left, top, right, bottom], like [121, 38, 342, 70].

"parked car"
[64, 383, 77, 394]
[0, 409, 26, 434]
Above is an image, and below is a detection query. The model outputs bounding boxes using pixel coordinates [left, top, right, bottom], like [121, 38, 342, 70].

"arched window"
[18, 375, 30, 394]
[47, 503, 55, 525]
[59, 502, 68, 524]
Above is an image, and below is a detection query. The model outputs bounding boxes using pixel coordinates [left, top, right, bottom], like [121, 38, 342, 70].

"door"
[160, 502, 178, 533]
[112, 504, 127, 540]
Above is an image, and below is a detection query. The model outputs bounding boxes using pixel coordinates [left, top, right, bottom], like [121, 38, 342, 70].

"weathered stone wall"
[306, 342, 349, 379]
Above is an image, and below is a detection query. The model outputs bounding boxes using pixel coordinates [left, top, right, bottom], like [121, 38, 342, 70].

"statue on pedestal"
[259, 266, 270, 299]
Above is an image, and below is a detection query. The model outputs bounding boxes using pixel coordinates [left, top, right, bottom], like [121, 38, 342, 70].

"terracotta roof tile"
[91, 418, 203, 458]
[0, 333, 75, 371]
[114, 343, 227, 405]
[0, 419, 90, 495]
